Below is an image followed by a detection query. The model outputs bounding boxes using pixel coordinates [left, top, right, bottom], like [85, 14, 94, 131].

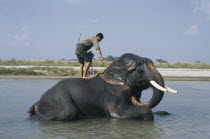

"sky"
[0, 0, 210, 63]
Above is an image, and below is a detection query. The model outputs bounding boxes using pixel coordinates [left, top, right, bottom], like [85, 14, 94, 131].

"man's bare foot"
[82, 76, 90, 79]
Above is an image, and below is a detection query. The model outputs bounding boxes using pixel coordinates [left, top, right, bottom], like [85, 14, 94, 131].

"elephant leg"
[29, 99, 79, 121]
[31, 89, 80, 121]
[28, 101, 56, 120]
[113, 105, 154, 120]
[29, 112, 56, 121]
[56, 99, 79, 121]
[29, 103, 79, 121]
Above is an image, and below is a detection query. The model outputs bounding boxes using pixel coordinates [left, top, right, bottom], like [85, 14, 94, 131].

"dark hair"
[96, 33, 104, 39]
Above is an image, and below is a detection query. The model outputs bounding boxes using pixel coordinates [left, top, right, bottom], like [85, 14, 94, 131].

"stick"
[78, 33, 81, 44]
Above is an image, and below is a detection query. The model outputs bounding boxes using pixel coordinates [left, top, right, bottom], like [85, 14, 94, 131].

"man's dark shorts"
[75, 44, 93, 64]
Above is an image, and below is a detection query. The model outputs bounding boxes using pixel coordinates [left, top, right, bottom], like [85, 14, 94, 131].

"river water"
[0, 79, 210, 139]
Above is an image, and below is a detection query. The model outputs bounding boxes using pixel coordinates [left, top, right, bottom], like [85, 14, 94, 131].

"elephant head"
[100, 53, 177, 109]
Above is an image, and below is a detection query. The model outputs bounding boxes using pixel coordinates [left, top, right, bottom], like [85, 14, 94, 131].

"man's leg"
[83, 61, 92, 78]
[76, 47, 93, 79]
[75, 52, 85, 78]
[79, 64, 84, 78]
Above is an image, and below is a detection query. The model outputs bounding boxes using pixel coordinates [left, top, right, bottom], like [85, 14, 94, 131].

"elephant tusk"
[150, 81, 178, 94]
[166, 87, 178, 94]
[150, 80, 167, 92]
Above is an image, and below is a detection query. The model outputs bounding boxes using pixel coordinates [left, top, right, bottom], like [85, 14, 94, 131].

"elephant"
[28, 53, 177, 121]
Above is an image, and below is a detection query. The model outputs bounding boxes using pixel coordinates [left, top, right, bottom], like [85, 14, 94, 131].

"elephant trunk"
[148, 70, 165, 109]
[131, 63, 165, 109]
[131, 62, 178, 109]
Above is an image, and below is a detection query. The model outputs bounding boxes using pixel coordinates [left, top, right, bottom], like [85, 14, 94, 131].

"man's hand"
[97, 48, 104, 64]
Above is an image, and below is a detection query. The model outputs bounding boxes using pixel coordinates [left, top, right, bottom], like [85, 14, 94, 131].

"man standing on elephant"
[75, 33, 104, 79]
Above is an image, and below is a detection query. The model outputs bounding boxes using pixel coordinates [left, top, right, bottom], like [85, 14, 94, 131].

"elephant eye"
[137, 67, 143, 72]
[137, 60, 142, 65]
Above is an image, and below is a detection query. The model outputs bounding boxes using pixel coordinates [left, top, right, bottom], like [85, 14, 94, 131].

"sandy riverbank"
[1, 67, 210, 81]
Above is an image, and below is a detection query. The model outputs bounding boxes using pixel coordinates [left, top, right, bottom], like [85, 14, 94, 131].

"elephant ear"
[100, 61, 126, 85]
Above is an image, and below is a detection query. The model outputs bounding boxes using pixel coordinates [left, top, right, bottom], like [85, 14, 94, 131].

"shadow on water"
[31, 118, 163, 139]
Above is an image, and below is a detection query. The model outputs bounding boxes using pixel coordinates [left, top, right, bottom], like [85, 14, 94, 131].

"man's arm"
[92, 36, 104, 63]
[97, 48, 104, 63]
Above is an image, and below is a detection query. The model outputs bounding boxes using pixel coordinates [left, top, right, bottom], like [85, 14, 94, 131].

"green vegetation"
[0, 58, 210, 76]
[156, 59, 168, 63]
[0, 58, 79, 66]
[1, 58, 210, 69]
[155, 62, 210, 69]
[104, 55, 120, 61]
[0, 58, 111, 67]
